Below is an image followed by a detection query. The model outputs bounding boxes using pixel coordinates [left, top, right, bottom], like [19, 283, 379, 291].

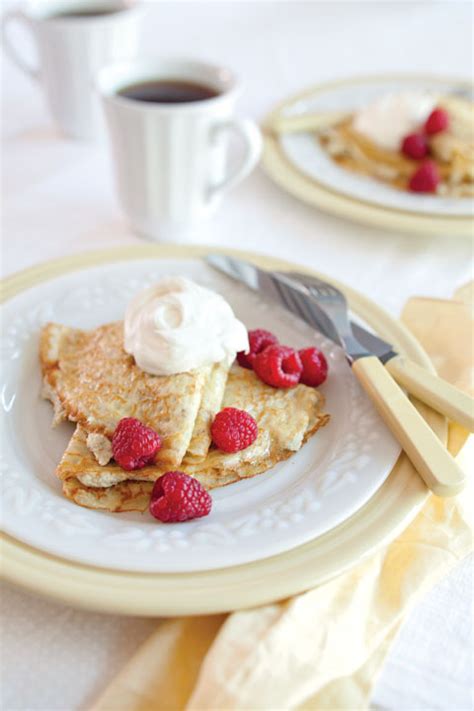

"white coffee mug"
[1, 0, 143, 139]
[97, 58, 263, 240]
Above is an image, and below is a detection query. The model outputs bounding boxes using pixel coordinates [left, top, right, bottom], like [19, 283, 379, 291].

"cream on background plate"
[0, 258, 400, 573]
[279, 77, 473, 217]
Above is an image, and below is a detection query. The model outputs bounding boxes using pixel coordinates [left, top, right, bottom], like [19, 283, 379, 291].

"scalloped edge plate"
[0, 245, 440, 615]
[0, 257, 401, 572]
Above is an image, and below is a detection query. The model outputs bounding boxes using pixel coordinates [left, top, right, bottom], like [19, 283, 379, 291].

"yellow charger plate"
[0, 245, 442, 616]
[262, 74, 473, 237]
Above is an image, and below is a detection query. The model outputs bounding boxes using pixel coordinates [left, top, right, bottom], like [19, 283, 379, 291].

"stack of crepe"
[40, 321, 330, 512]
[318, 95, 474, 197]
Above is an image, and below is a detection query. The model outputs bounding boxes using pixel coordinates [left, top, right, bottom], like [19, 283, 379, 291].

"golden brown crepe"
[63, 476, 154, 513]
[184, 360, 231, 462]
[56, 365, 330, 512]
[40, 322, 210, 467]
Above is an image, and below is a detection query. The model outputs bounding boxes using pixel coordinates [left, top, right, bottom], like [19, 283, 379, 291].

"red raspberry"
[299, 347, 328, 387]
[408, 160, 440, 193]
[211, 407, 258, 453]
[149, 471, 212, 523]
[237, 328, 279, 369]
[424, 107, 449, 135]
[112, 417, 161, 471]
[253, 344, 302, 388]
[401, 133, 428, 160]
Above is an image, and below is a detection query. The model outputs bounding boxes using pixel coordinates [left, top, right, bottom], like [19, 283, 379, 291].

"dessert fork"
[281, 270, 474, 432]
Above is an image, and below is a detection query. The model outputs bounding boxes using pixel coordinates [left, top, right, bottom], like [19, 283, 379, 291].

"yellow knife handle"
[268, 111, 349, 134]
[352, 356, 466, 497]
[385, 355, 474, 432]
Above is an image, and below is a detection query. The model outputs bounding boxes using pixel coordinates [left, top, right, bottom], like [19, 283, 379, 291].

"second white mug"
[2, 0, 143, 140]
[97, 58, 263, 240]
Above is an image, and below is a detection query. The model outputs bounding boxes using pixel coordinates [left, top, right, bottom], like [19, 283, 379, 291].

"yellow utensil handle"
[352, 356, 466, 497]
[385, 355, 474, 432]
[268, 111, 349, 134]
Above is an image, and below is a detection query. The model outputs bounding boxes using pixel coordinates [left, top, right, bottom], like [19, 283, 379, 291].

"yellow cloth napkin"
[92, 286, 473, 711]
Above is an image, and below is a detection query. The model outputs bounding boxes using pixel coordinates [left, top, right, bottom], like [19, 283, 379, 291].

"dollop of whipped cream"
[124, 277, 249, 375]
[353, 92, 437, 151]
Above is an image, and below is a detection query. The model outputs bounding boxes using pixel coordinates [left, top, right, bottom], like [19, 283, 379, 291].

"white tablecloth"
[1, 2, 473, 709]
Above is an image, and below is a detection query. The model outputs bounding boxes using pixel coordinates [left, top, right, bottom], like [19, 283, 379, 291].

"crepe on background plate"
[319, 95, 474, 196]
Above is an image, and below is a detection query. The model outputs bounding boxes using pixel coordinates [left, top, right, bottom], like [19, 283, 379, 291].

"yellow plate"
[0, 245, 442, 616]
[262, 74, 473, 237]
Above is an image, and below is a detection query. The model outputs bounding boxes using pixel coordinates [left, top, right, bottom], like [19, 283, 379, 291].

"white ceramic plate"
[0, 258, 400, 573]
[279, 76, 473, 217]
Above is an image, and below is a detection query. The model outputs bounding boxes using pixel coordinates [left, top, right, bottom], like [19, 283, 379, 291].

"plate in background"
[262, 75, 473, 236]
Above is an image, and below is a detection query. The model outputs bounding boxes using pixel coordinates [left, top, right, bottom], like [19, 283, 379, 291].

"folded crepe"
[184, 361, 231, 462]
[57, 365, 330, 512]
[40, 322, 228, 468]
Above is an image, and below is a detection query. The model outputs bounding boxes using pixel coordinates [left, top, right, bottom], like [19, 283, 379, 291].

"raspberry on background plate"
[211, 407, 258, 453]
[150, 471, 212, 523]
[424, 107, 450, 135]
[408, 160, 440, 193]
[401, 133, 429, 160]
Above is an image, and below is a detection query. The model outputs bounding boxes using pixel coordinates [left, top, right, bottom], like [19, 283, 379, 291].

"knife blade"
[206, 253, 366, 358]
[206, 253, 468, 496]
[350, 322, 397, 363]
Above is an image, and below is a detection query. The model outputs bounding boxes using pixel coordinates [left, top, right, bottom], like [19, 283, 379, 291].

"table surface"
[1, 2, 473, 710]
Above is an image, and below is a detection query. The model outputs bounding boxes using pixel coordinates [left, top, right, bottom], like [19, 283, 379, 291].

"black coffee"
[50, 7, 124, 19]
[118, 80, 219, 104]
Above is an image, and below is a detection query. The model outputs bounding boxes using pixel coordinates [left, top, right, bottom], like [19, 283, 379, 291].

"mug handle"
[209, 119, 262, 198]
[2, 9, 40, 80]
